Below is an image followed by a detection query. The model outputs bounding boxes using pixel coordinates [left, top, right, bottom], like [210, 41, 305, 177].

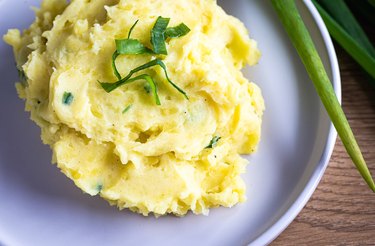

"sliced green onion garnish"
[165, 23, 191, 39]
[128, 20, 139, 39]
[112, 51, 121, 80]
[122, 104, 133, 114]
[100, 58, 188, 99]
[62, 92, 74, 105]
[271, 0, 375, 192]
[115, 39, 154, 55]
[205, 136, 221, 149]
[126, 74, 160, 105]
[102, 17, 190, 104]
[151, 16, 170, 55]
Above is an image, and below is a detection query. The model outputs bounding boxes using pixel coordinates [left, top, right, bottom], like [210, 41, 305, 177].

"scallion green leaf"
[165, 23, 191, 39]
[115, 39, 154, 55]
[144, 83, 151, 93]
[346, 0, 375, 27]
[112, 51, 121, 80]
[126, 74, 160, 105]
[128, 20, 139, 39]
[271, 0, 375, 192]
[313, 0, 375, 81]
[316, 0, 375, 58]
[151, 16, 170, 55]
[100, 58, 188, 99]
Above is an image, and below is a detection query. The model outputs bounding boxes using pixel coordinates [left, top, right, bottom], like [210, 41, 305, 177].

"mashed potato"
[4, 0, 264, 216]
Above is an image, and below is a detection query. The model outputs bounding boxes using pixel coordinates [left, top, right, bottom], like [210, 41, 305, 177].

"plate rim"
[249, 1, 341, 245]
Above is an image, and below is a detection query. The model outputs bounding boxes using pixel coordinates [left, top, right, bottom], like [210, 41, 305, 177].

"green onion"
[151, 16, 170, 55]
[111, 20, 153, 80]
[124, 74, 161, 105]
[102, 18, 190, 105]
[346, 0, 375, 27]
[165, 23, 191, 39]
[112, 51, 121, 80]
[100, 58, 188, 99]
[115, 39, 153, 55]
[205, 136, 221, 149]
[312, 1, 375, 82]
[128, 19, 139, 39]
[271, 0, 375, 192]
[62, 92, 74, 105]
[122, 104, 133, 114]
[316, 0, 375, 58]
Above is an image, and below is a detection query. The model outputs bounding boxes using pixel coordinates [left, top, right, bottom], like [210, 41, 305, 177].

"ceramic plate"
[0, 0, 340, 245]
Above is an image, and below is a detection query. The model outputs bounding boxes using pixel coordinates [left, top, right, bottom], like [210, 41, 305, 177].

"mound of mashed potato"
[4, 0, 264, 216]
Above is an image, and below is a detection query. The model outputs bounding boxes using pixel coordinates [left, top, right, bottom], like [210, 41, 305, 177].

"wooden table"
[272, 44, 375, 244]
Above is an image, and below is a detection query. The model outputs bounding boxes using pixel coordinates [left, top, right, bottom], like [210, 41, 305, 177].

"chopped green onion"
[205, 136, 221, 149]
[100, 58, 188, 99]
[151, 16, 170, 55]
[165, 23, 191, 39]
[62, 92, 74, 105]
[127, 74, 160, 105]
[271, 0, 375, 192]
[312, 1, 375, 81]
[112, 51, 121, 80]
[110, 74, 160, 105]
[115, 39, 154, 55]
[128, 20, 139, 39]
[122, 104, 133, 114]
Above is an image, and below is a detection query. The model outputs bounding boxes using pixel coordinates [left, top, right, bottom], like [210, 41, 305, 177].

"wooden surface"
[272, 44, 375, 244]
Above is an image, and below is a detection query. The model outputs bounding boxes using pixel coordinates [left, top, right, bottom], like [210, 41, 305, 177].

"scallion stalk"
[312, 0, 375, 82]
[271, 0, 375, 192]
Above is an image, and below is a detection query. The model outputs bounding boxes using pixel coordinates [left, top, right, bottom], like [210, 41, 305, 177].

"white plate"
[0, 0, 340, 245]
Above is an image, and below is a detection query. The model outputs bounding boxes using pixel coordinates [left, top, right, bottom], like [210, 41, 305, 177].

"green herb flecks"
[62, 92, 74, 105]
[205, 136, 221, 149]
[271, 0, 375, 192]
[96, 183, 103, 195]
[122, 104, 133, 114]
[100, 58, 188, 100]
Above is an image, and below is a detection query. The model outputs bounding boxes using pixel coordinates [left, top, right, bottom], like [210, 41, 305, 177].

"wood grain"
[272, 42, 375, 245]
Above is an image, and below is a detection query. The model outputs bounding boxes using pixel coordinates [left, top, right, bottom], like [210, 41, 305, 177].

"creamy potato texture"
[4, 0, 264, 216]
